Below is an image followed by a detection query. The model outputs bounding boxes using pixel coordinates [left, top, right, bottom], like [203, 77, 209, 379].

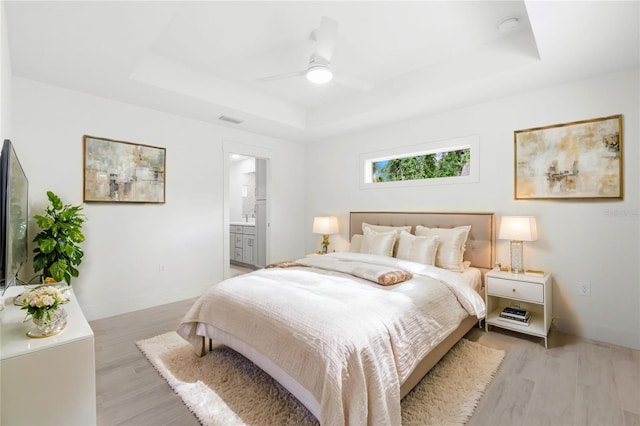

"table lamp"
[313, 216, 339, 254]
[498, 216, 538, 273]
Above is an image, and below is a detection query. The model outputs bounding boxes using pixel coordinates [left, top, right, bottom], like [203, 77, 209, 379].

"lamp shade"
[313, 216, 339, 235]
[498, 216, 538, 241]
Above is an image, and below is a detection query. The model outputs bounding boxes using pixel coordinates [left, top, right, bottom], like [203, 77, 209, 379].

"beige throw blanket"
[178, 253, 478, 425]
[267, 257, 413, 286]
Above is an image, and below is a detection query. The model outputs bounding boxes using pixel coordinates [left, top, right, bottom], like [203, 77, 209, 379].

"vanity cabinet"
[242, 234, 256, 265]
[230, 224, 257, 267]
[230, 225, 244, 263]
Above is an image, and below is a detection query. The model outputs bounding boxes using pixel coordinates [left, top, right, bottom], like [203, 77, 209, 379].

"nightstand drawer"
[487, 277, 543, 303]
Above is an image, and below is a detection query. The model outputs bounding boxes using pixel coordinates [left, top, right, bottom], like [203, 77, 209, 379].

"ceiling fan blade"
[256, 70, 306, 82]
[333, 74, 375, 92]
[313, 16, 338, 61]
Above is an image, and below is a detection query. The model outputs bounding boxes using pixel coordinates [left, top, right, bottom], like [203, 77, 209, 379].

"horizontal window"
[360, 135, 479, 189]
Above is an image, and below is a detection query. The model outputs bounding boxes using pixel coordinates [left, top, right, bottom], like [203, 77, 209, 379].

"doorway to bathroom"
[228, 153, 268, 277]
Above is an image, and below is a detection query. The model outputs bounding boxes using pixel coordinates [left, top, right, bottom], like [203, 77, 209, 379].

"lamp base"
[509, 240, 525, 273]
[320, 234, 330, 254]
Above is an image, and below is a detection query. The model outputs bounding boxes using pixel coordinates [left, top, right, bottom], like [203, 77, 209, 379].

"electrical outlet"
[158, 264, 166, 273]
[579, 283, 591, 296]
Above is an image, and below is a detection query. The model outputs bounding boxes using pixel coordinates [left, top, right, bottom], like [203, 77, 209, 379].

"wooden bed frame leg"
[199, 336, 206, 357]
[199, 337, 214, 355]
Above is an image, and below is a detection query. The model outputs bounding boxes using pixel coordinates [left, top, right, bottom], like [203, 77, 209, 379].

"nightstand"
[484, 270, 552, 348]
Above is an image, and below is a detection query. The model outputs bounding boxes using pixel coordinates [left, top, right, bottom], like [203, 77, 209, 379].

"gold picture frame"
[83, 135, 166, 203]
[514, 115, 623, 200]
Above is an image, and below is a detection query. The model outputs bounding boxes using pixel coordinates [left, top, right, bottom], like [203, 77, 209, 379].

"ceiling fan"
[257, 16, 373, 91]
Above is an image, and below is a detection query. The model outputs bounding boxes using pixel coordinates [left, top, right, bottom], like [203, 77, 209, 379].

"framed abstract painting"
[514, 115, 622, 200]
[83, 135, 166, 203]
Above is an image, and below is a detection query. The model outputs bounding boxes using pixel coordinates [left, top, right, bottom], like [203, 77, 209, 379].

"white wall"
[0, 1, 11, 140]
[12, 77, 306, 320]
[305, 68, 640, 349]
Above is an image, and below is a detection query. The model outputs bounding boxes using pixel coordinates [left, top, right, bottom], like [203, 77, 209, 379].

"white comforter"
[177, 252, 486, 425]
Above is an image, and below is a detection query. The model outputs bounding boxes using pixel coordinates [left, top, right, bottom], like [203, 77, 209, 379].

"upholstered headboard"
[349, 211, 495, 271]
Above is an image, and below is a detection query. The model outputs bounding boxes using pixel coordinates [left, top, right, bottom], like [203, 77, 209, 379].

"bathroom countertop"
[230, 221, 256, 226]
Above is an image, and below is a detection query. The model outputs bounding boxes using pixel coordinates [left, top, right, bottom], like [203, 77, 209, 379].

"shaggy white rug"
[137, 332, 504, 426]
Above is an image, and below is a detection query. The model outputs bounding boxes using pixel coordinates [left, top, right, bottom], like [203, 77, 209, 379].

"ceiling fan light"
[306, 65, 333, 84]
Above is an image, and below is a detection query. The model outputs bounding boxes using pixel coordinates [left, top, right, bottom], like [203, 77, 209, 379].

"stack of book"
[498, 307, 531, 326]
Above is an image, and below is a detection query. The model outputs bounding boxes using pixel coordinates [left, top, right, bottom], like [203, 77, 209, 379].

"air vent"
[218, 115, 243, 125]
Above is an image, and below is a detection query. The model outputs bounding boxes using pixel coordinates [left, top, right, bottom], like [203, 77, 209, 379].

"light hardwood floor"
[92, 299, 640, 426]
[230, 263, 255, 278]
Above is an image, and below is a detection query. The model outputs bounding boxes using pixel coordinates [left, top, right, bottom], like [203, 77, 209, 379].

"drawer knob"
[512, 288, 516, 292]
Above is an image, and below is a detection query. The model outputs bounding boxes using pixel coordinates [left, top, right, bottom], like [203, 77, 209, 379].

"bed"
[177, 211, 495, 425]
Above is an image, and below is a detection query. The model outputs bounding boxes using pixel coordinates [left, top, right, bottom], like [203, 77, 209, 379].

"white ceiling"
[5, 1, 639, 144]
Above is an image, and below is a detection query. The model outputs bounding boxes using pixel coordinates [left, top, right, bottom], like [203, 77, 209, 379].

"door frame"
[223, 140, 271, 279]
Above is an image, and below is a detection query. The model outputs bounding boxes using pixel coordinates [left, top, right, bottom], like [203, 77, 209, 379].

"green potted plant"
[33, 191, 86, 284]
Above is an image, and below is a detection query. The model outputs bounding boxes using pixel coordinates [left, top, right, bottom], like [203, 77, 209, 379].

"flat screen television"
[0, 139, 29, 294]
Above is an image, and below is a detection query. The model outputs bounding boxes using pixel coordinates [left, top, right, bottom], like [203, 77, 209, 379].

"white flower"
[22, 286, 70, 319]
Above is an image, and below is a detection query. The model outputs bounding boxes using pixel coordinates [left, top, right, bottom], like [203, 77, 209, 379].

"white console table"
[1, 285, 96, 426]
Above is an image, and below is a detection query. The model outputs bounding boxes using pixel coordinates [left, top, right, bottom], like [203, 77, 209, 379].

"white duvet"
[177, 252, 486, 425]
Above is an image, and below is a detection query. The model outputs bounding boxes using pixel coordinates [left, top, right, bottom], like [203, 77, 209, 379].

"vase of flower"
[21, 286, 70, 337]
[31, 306, 68, 335]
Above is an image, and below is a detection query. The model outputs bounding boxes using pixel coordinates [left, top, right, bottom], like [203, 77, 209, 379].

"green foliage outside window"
[373, 148, 470, 183]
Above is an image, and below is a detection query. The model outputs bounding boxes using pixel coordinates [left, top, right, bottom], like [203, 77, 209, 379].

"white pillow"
[415, 225, 471, 272]
[362, 223, 412, 236]
[359, 228, 397, 257]
[362, 223, 411, 256]
[349, 234, 363, 253]
[395, 231, 440, 265]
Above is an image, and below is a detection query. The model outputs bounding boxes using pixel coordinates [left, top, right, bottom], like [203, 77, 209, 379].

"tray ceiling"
[5, 1, 639, 143]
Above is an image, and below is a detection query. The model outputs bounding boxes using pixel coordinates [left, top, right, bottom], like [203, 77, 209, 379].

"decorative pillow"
[362, 223, 412, 235]
[395, 231, 440, 265]
[349, 234, 363, 253]
[265, 261, 305, 269]
[359, 228, 397, 257]
[415, 225, 471, 272]
[362, 223, 411, 256]
[377, 270, 413, 286]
